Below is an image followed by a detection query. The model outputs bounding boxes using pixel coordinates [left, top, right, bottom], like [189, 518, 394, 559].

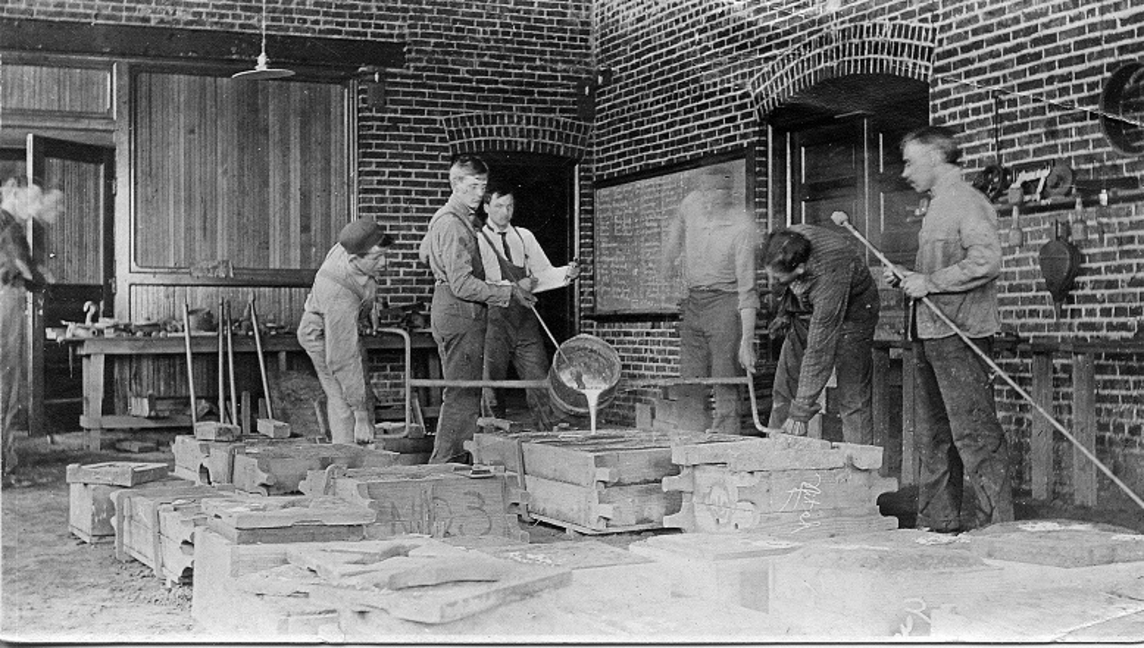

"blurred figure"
[1, 178, 61, 481]
[477, 181, 579, 430]
[661, 165, 758, 435]
[297, 219, 393, 444]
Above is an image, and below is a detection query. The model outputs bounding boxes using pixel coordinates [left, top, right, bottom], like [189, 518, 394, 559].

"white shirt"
[478, 223, 571, 291]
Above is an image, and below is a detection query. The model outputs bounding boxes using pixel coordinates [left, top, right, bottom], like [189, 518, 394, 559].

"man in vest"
[476, 181, 579, 430]
[297, 218, 393, 445]
[418, 155, 536, 463]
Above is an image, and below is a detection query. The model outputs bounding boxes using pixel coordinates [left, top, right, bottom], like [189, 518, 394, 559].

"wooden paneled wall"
[0, 63, 112, 117]
[132, 72, 348, 271]
[44, 156, 103, 283]
[128, 285, 312, 330]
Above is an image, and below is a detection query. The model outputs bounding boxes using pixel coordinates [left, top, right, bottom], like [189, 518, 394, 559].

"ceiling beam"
[0, 18, 405, 75]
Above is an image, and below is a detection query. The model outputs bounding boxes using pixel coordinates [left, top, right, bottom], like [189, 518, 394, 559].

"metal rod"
[622, 374, 769, 434]
[374, 327, 413, 433]
[225, 300, 239, 426]
[529, 304, 575, 371]
[831, 210, 1144, 512]
[410, 378, 549, 389]
[248, 293, 274, 420]
[217, 297, 226, 424]
[181, 301, 198, 427]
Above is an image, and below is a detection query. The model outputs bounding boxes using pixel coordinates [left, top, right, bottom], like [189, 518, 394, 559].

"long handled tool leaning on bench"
[829, 209, 1144, 512]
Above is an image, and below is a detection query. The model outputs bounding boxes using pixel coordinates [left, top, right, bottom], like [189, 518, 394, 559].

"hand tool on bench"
[185, 302, 238, 440]
[830, 209, 1144, 512]
[250, 293, 290, 438]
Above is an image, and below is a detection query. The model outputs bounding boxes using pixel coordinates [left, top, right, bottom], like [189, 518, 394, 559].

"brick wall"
[592, 0, 1144, 506]
[1, 0, 593, 420]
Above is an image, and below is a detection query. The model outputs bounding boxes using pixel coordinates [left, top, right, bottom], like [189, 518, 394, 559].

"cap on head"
[338, 219, 388, 255]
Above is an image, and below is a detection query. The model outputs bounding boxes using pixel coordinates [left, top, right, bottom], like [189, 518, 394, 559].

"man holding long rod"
[876, 125, 1014, 533]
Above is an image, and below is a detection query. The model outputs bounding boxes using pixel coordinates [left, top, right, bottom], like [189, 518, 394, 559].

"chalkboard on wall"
[593, 156, 750, 316]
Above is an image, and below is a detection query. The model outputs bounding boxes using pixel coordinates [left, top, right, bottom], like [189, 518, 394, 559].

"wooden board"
[523, 475, 678, 531]
[171, 434, 247, 485]
[66, 461, 170, 487]
[302, 464, 522, 541]
[200, 494, 376, 529]
[67, 476, 190, 543]
[231, 443, 398, 495]
[281, 553, 572, 624]
[475, 540, 652, 570]
[961, 520, 1144, 568]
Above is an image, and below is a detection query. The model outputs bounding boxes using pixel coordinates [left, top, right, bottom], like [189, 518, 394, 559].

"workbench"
[872, 336, 1144, 507]
[73, 330, 439, 444]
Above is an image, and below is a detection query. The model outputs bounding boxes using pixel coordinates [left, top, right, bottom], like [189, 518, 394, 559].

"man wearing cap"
[298, 218, 393, 444]
[661, 165, 758, 435]
[419, 154, 536, 463]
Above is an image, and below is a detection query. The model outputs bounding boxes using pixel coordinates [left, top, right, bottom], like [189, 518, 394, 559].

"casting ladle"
[829, 209, 1144, 511]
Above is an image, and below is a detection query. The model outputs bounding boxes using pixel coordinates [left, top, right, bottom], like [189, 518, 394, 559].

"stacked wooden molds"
[663, 433, 899, 538]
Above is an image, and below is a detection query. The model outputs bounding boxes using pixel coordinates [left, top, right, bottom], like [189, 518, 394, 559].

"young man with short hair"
[418, 155, 536, 463]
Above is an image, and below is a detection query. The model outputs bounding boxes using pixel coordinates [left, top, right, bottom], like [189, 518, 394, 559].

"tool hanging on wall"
[1039, 219, 1084, 320]
[829, 209, 1143, 513]
[973, 94, 1011, 202]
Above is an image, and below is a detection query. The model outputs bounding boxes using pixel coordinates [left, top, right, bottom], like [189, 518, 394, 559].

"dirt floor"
[2, 432, 1142, 643]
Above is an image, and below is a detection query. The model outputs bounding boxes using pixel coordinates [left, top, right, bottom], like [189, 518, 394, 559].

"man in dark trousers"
[418, 155, 535, 463]
[763, 224, 879, 444]
[887, 125, 1013, 532]
[476, 181, 579, 430]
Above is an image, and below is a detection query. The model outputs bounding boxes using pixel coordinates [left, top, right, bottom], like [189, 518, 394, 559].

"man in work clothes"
[297, 219, 393, 445]
[661, 165, 758, 435]
[762, 225, 879, 443]
[0, 178, 60, 482]
[477, 181, 579, 431]
[888, 125, 1014, 532]
[419, 155, 536, 463]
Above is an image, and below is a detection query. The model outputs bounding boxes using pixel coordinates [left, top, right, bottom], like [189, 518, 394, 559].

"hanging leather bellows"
[1038, 219, 1083, 320]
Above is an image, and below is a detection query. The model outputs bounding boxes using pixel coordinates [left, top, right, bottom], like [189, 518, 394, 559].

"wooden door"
[23, 135, 114, 434]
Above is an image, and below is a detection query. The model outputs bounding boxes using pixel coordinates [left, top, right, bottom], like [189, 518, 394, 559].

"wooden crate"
[299, 464, 525, 541]
[470, 429, 742, 533]
[68, 476, 189, 544]
[231, 443, 399, 495]
[663, 433, 899, 536]
[110, 483, 227, 582]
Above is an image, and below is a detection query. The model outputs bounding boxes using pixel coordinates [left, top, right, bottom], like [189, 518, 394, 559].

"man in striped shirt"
[763, 224, 879, 443]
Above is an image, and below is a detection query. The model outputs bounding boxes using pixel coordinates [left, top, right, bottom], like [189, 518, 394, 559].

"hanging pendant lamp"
[232, 0, 294, 80]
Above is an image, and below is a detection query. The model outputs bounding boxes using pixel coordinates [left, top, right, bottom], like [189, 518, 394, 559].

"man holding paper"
[477, 181, 579, 430]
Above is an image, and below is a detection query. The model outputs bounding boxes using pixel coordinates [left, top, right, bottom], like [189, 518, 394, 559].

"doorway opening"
[1, 138, 115, 435]
[766, 73, 929, 468]
[472, 151, 579, 416]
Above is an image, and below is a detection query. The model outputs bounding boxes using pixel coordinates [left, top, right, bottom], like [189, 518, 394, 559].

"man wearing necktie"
[477, 181, 580, 430]
[418, 156, 536, 463]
